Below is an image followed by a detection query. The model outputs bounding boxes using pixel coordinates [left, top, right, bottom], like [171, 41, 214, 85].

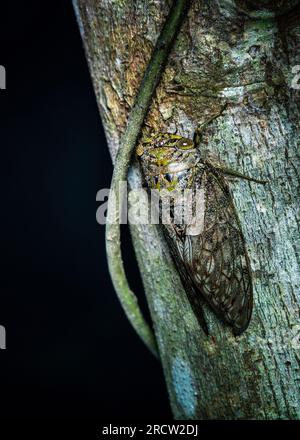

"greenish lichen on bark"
[73, 0, 300, 419]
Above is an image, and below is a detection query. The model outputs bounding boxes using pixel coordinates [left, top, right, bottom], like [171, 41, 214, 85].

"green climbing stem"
[105, 0, 191, 357]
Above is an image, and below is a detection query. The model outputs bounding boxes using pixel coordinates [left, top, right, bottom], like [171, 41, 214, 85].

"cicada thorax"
[136, 133, 199, 192]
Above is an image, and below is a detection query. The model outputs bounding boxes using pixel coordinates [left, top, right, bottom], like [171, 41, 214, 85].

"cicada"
[136, 133, 263, 335]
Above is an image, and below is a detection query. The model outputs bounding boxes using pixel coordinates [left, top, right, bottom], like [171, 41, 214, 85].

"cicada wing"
[183, 169, 253, 335]
[163, 223, 209, 335]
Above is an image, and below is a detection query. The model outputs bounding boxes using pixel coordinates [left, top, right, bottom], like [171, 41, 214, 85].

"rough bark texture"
[73, 0, 300, 419]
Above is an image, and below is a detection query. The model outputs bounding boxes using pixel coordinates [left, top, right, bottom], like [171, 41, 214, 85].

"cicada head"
[136, 133, 200, 191]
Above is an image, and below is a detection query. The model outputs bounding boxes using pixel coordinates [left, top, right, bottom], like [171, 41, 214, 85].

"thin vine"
[105, 0, 191, 357]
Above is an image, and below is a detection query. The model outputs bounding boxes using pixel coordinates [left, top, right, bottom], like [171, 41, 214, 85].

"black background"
[0, 1, 171, 420]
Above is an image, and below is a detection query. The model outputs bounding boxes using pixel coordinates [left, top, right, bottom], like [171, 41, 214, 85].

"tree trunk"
[73, 0, 300, 419]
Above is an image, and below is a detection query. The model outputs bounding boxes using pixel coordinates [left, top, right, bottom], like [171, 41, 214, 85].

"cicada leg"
[193, 103, 228, 146]
[206, 162, 267, 185]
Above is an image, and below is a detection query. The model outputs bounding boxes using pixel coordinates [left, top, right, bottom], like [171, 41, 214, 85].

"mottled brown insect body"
[137, 133, 253, 335]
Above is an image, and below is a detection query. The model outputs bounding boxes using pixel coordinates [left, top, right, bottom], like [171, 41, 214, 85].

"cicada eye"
[177, 138, 194, 150]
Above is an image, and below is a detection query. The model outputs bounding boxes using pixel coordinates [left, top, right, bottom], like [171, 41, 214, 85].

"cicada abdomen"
[136, 133, 253, 335]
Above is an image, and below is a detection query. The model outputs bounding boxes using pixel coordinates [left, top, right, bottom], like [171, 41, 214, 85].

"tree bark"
[73, 0, 300, 419]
